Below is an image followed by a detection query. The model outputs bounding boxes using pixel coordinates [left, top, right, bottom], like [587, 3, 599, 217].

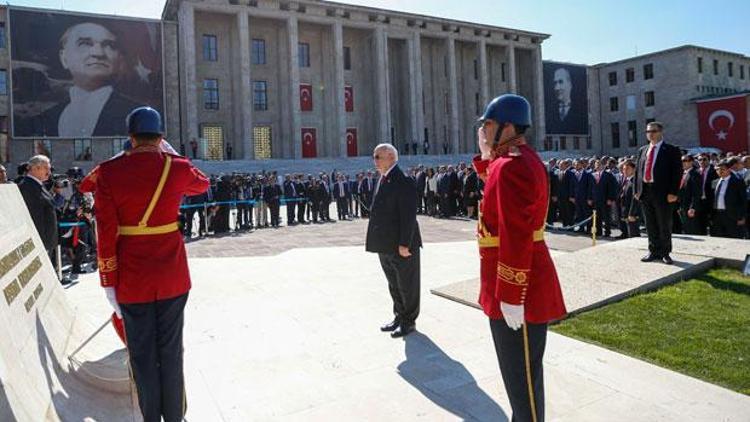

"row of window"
[608, 63, 653, 86]
[203, 79, 357, 112]
[203, 34, 354, 70]
[543, 136, 593, 151]
[609, 91, 655, 111]
[695, 85, 743, 95]
[610, 119, 655, 149]
[697, 57, 746, 79]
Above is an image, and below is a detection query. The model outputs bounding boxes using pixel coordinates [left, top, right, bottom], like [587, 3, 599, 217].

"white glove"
[500, 301, 525, 331]
[104, 287, 122, 319]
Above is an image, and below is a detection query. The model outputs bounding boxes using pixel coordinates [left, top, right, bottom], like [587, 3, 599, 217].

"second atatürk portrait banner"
[10, 8, 163, 138]
[543, 61, 589, 135]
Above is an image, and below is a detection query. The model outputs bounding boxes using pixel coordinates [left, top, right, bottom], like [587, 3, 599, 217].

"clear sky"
[9, 0, 750, 64]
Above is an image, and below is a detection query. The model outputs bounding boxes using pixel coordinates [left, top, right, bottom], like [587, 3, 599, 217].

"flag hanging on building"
[300, 83, 313, 111]
[346, 128, 357, 157]
[344, 86, 354, 112]
[302, 128, 317, 158]
[696, 94, 749, 153]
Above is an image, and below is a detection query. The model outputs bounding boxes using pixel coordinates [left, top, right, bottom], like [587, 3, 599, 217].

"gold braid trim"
[497, 262, 529, 285]
[98, 256, 118, 273]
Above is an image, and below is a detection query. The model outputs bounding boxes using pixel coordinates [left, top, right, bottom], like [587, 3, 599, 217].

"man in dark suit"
[547, 159, 559, 225]
[294, 174, 307, 224]
[677, 155, 702, 235]
[633, 122, 682, 264]
[573, 160, 594, 233]
[710, 160, 747, 238]
[695, 155, 718, 235]
[620, 160, 641, 238]
[590, 159, 618, 237]
[283, 174, 298, 225]
[333, 174, 350, 220]
[359, 172, 374, 218]
[557, 159, 576, 227]
[366, 143, 422, 338]
[18, 155, 58, 258]
[264, 178, 282, 228]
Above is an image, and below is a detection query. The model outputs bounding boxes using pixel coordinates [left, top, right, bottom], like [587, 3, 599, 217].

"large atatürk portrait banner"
[543, 61, 589, 135]
[10, 9, 163, 138]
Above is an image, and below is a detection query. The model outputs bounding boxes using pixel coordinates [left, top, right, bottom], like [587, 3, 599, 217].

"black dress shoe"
[380, 320, 400, 332]
[641, 254, 661, 262]
[662, 255, 673, 265]
[391, 324, 416, 338]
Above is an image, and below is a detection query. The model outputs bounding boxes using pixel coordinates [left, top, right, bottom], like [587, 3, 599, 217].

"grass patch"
[552, 267, 750, 395]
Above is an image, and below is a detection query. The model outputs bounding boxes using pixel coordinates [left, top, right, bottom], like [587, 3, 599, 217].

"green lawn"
[552, 267, 750, 395]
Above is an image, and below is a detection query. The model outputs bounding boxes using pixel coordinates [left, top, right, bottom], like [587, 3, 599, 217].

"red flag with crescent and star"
[300, 83, 313, 111]
[696, 94, 749, 153]
[344, 86, 354, 112]
[302, 128, 317, 158]
[346, 128, 358, 156]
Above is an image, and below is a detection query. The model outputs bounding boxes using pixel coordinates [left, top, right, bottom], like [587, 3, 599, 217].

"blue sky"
[9, 0, 750, 64]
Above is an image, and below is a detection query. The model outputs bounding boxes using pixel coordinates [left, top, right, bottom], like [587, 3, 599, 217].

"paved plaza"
[58, 216, 749, 421]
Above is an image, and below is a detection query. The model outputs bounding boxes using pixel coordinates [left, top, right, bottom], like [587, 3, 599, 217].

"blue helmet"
[478, 94, 532, 127]
[126, 106, 163, 136]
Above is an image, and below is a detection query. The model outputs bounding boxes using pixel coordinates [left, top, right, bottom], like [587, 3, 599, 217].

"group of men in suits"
[412, 163, 483, 219]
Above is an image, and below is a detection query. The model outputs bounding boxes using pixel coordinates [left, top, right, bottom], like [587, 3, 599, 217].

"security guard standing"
[94, 107, 209, 422]
[473, 95, 567, 422]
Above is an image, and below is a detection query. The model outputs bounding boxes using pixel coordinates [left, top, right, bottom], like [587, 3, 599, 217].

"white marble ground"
[65, 240, 750, 421]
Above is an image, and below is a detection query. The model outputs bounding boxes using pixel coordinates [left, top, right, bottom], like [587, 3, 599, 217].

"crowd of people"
[545, 152, 750, 239]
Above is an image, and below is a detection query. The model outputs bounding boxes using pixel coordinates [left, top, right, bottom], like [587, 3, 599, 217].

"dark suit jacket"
[678, 167, 701, 211]
[365, 165, 422, 253]
[559, 169, 577, 201]
[590, 170, 617, 207]
[712, 176, 747, 221]
[333, 181, 350, 199]
[574, 171, 594, 202]
[26, 89, 141, 137]
[545, 97, 588, 135]
[18, 177, 58, 251]
[697, 166, 719, 208]
[634, 141, 682, 201]
[548, 168, 560, 199]
[283, 181, 298, 198]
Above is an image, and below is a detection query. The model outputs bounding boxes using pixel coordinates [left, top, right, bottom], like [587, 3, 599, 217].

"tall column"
[178, 3, 198, 151]
[332, 22, 347, 157]
[287, 17, 301, 159]
[532, 46, 546, 148]
[237, 12, 254, 159]
[478, 39, 489, 107]
[407, 32, 424, 146]
[446, 37, 460, 154]
[507, 43, 517, 93]
[374, 26, 389, 142]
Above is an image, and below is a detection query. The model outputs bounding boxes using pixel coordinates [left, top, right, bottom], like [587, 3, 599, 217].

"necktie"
[595, 172, 601, 183]
[701, 168, 708, 199]
[680, 171, 688, 189]
[644, 145, 656, 183]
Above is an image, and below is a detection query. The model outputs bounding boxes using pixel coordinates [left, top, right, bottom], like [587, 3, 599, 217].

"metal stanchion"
[591, 210, 597, 246]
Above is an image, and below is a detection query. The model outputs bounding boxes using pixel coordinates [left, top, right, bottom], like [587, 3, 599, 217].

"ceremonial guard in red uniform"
[473, 95, 567, 422]
[94, 107, 209, 422]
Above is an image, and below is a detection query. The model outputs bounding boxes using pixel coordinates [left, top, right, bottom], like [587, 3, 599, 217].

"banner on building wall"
[696, 94, 749, 153]
[344, 86, 354, 112]
[346, 128, 357, 157]
[9, 8, 164, 138]
[300, 83, 313, 112]
[543, 61, 589, 135]
[302, 128, 317, 158]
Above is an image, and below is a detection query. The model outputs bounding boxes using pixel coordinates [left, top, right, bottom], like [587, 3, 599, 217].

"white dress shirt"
[58, 85, 113, 137]
[715, 176, 730, 210]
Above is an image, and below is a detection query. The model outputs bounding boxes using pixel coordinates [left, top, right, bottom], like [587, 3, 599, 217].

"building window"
[475, 92, 480, 116]
[298, 43, 310, 67]
[608, 71, 617, 86]
[74, 139, 92, 161]
[111, 138, 128, 156]
[560, 136, 567, 150]
[573, 136, 580, 150]
[625, 68, 635, 83]
[586, 136, 592, 150]
[728, 62, 734, 77]
[252, 39, 266, 65]
[0, 23, 6, 49]
[644, 91, 655, 107]
[202, 125, 224, 160]
[202, 34, 218, 61]
[627, 120, 637, 147]
[253, 80, 268, 111]
[643, 63, 654, 80]
[343, 46, 351, 70]
[0, 69, 7, 95]
[609, 97, 619, 112]
[646, 117, 655, 127]
[741, 65, 745, 79]
[697, 57, 703, 73]
[203, 79, 219, 110]
[501, 63, 507, 82]
[253, 126, 272, 159]
[473, 59, 478, 80]
[713, 59, 718, 75]
[443, 56, 448, 77]
[626, 95, 636, 111]
[611, 122, 620, 148]
[544, 136, 552, 151]
[424, 127, 429, 143]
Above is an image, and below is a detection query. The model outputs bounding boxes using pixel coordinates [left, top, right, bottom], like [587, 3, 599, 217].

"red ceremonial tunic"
[473, 144, 567, 323]
[94, 146, 209, 304]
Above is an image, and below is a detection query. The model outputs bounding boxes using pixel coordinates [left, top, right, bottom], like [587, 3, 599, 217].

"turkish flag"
[344, 86, 354, 112]
[302, 128, 317, 158]
[697, 95, 749, 153]
[346, 128, 358, 157]
[300, 83, 313, 111]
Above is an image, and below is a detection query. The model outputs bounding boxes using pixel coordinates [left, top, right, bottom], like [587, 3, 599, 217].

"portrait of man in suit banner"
[10, 8, 163, 138]
[543, 61, 589, 135]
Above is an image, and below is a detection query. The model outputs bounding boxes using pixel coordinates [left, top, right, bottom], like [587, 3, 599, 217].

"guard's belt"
[118, 155, 179, 237]
[478, 228, 545, 248]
